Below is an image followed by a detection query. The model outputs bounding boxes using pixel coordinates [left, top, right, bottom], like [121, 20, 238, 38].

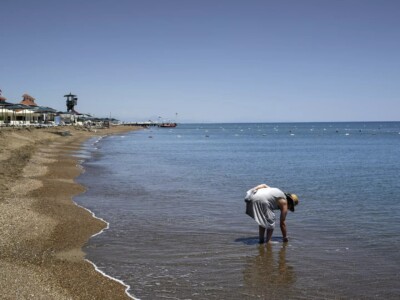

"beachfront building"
[31, 106, 58, 123]
[1, 91, 115, 128]
[18, 93, 58, 124]
[7, 104, 35, 125]
[58, 112, 78, 125]
[0, 95, 13, 125]
[0, 93, 58, 126]
[57, 112, 96, 125]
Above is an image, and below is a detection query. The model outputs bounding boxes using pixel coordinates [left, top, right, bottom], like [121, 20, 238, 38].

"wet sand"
[0, 126, 140, 299]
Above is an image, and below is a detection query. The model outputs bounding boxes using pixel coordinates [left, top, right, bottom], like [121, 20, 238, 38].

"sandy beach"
[0, 125, 140, 299]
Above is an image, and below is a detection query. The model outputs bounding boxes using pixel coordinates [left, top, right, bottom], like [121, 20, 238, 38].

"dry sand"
[0, 125, 141, 299]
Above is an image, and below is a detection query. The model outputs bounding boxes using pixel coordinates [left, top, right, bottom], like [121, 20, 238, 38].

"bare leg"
[266, 228, 274, 243]
[259, 226, 265, 243]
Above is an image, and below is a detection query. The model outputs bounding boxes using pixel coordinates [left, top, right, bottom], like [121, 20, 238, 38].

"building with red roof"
[20, 94, 38, 106]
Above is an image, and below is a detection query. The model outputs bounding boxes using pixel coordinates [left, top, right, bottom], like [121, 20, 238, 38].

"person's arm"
[279, 200, 289, 242]
[253, 184, 269, 190]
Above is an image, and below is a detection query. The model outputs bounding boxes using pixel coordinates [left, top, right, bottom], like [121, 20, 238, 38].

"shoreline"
[0, 125, 141, 299]
[72, 200, 137, 299]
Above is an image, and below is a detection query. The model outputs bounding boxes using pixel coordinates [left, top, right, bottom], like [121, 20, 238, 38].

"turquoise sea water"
[75, 122, 400, 299]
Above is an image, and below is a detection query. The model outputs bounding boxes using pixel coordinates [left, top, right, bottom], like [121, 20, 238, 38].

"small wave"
[73, 201, 140, 299]
[85, 259, 139, 300]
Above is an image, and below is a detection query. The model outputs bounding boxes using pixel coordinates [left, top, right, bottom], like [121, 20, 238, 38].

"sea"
[74, 122, 400, 300]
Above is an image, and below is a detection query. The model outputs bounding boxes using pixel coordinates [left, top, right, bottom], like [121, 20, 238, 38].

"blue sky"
[1, 0, 399, 122]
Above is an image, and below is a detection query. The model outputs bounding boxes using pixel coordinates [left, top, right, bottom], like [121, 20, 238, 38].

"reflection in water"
[242, 243, 296, 299]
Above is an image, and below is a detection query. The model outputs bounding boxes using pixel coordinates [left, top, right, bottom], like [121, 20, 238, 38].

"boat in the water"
[158, 122, 177, 128]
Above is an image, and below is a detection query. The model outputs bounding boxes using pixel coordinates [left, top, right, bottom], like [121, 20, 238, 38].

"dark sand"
[0, 125, 140, 299]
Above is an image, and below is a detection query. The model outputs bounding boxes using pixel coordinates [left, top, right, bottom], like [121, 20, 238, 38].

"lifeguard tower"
[64, 93, 78, 113]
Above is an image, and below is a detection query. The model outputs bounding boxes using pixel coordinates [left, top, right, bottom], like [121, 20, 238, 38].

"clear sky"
[1, 0, 399, 123]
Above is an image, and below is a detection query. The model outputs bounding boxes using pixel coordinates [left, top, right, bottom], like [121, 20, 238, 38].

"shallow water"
[75, 122, 400, 299]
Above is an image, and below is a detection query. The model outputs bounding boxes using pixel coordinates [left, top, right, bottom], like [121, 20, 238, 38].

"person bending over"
[245, 184, 299, 243]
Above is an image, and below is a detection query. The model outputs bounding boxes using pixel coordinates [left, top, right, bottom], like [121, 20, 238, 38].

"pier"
[123, 122, 177, 128]
[123, 121, 160, 127]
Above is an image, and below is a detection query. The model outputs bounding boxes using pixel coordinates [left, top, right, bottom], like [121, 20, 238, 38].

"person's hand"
[283, 237, 289, 243]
